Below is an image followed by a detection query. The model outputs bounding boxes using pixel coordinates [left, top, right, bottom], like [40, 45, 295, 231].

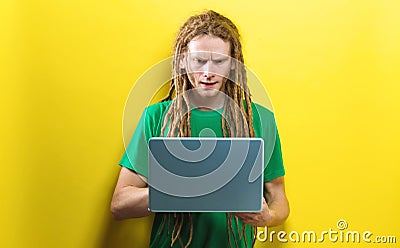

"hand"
[233, 198, 273, 227]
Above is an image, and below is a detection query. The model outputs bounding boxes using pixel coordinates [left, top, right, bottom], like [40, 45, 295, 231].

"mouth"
[200, 81, 217, 88]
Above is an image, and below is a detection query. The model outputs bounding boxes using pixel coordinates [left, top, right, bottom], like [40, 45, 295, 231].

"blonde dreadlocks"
[159, 10, 257, 247]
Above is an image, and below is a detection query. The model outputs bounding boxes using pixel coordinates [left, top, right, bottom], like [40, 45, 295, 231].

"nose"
[202, 61, 215, 79]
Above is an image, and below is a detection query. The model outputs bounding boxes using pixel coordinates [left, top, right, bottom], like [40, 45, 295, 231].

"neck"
[189, 91, 225, 111]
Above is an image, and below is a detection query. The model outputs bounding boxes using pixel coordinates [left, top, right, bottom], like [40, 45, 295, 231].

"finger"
[234, 213, 254, 219]
[236, 214, 262, 224]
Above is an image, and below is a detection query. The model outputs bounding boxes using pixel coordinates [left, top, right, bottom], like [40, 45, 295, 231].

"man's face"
[183, 35, 233, 98]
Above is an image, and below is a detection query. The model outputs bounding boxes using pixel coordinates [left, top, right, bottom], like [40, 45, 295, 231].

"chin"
[197, 88, 222, 98]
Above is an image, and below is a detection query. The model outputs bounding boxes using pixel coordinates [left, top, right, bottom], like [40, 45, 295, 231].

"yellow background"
[1, 0, 399, 247]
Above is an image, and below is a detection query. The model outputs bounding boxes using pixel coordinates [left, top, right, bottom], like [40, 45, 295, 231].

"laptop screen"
[148, 138, 264, 212]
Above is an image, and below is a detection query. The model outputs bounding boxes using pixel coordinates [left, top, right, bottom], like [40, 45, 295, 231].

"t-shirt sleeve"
[264, 127, 285, 182]
[119, 109, 151, 178]
[252, 103, 285, 182]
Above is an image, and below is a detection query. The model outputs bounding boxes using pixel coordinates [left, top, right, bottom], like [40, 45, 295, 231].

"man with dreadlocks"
[111, 10, 289, 248]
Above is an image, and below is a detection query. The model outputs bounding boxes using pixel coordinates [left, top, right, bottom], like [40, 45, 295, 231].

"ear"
[230, 59, 236, 70]
[179, 51, 187, 70]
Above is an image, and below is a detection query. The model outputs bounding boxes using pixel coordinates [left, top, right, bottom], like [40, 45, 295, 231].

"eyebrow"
[189, 54, 230, 61]
[188, 51, 230, 59]
[211, 56, 229, 61]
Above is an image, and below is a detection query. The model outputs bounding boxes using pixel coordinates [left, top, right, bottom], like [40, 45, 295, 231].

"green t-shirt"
[119, 100, 285, 248]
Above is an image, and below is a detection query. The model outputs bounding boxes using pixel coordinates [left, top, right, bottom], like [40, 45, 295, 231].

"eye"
[194, 58, 207, 64]
[214, 60, 223, 64]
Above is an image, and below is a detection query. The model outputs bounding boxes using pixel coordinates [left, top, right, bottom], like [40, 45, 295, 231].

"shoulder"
[138, 101, 172, 137]
[143, 100, 172, 119]
[251, 102, 276, 124]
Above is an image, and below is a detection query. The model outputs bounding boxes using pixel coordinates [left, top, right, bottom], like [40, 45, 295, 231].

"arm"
[110, 167, 151, 220]
[234, 176, 289, 227]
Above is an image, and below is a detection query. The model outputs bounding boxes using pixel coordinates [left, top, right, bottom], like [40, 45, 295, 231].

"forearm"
[258, 176, 290, 227]
[263, 195, 289, 227]
[111, 186, 151, 220]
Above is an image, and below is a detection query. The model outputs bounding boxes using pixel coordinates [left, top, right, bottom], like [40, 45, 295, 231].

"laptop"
[148, 137, 264, 212]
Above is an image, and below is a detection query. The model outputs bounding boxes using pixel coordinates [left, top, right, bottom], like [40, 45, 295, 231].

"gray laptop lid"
[148, 138, 264, 212]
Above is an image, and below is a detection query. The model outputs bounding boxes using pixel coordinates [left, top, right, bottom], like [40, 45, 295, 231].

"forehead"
[187, 35, 231, 55]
